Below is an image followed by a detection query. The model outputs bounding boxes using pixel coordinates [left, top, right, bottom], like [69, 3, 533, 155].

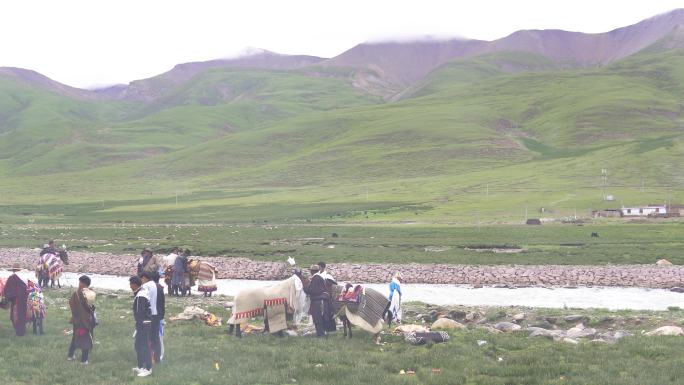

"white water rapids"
[2, 270, 684, 311]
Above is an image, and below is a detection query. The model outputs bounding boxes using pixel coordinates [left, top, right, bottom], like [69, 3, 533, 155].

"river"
[2, 270, 683, 311]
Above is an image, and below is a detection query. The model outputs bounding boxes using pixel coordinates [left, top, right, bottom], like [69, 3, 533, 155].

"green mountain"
[1, 12, 683, 224]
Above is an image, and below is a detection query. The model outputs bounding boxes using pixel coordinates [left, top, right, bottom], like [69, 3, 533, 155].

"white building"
[620, 205, 667, 217]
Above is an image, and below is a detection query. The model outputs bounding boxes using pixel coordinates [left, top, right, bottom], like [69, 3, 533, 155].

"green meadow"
[1, 222, 682, 266]
[1, 289, 684, 385]
[1, 49, 683, 224]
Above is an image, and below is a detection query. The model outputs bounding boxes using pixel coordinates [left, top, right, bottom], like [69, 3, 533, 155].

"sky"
[1, 0, 682, 88]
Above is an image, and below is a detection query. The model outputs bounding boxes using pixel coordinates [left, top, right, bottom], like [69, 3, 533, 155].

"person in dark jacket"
[303, 265, 334, 337]
[171, 251, 187, 296]
[130, 276, 153, 377]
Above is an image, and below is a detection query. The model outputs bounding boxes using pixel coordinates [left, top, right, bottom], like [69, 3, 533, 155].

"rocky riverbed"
[2, 247, 684, 288]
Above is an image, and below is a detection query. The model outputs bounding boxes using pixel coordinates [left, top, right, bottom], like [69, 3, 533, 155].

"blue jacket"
[389, 280, 402, 301]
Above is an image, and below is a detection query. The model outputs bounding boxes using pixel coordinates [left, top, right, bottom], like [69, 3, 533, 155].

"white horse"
[227, 274, 308, 337]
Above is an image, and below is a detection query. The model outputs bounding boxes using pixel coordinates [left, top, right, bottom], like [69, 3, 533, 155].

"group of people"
[138, 247, 216, 297]
[65, 248, 168, 377]
[301, 261, 403, 338]
[2, 245, 403, 377]
[128, 270, 166, 377]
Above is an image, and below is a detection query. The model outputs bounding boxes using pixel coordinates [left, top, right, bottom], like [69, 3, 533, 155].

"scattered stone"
[565, 323, 596, 339]
[564, 315, 587, 323]
[477, 325, 502, 334]
[527, 327, 562, 339]
[645, 326, 684, 336]
[656, 259, 673, 266]
[670, 287, 684, 293]
[494, 322, 522, 332]
[545, 317, 558, 325]
[562, 337, 579, 345]
[513, 313, 526, 322]
[530, 320, 554, 329]
[465, 312, 478, 322]
[448, 310, 467, 320]
[431, 318, 465, 330]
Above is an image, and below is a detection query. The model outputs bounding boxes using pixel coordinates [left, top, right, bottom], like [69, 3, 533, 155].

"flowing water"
[2, 270, 683, 311]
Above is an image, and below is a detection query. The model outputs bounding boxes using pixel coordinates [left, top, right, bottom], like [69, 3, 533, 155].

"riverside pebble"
[1, 247, 684, 287]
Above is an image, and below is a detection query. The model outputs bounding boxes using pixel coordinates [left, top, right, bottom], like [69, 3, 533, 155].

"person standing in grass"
[4, 263, 29, 336]
[27, 280, 46, 335]
[68, 275, 95, 364]
[388, 272, 403, 325]
[303, 264, 333, 337]
[140, 272, 160, 365]
[152, 272, 166, 362]
[137, 248, 159, 277]
[171, 250, 187, 296]
[130, 275, 153, 377]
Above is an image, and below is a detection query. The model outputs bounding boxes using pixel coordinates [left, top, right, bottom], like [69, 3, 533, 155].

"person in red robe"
[4, 263, 29, 336]
[68, 275, 95, 364]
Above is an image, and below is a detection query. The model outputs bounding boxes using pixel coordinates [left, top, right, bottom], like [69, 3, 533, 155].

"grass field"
[1, 49, 682, 224]
[2, 289, 684, 385]
[1, 222, 683, 266]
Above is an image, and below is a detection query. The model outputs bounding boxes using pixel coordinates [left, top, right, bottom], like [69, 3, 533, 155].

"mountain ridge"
[2, 9, 683, 101]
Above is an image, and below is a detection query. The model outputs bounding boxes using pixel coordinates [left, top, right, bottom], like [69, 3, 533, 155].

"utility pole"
[601, 169, 608, 200]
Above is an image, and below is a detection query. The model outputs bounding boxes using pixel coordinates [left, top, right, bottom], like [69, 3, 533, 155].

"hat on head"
[141, 247, 153, 255]
[10, 262, 21, 271]
[309, 264, 320, 272]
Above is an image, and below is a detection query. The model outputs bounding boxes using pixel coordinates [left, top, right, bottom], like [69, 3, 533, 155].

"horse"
[187, 259, 218, 297]
[36, 253, 64, 289]
[294, 270, 390, 342]
[226, 272, 307, 337]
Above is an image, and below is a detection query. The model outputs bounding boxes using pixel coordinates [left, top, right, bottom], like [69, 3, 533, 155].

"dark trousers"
[32, 316, 44, 335]
[135, 322, 152, 370]
[68, 335, 90, 363]
[150, 318, 161, 363]
[311, 300, 327, 337]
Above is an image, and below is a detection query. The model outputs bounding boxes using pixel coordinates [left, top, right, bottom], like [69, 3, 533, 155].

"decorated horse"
[36, 252, 65, 289]
[294, 270, 389, 341]
[226, 272, 308, 337]
[187, 259, 218, 296]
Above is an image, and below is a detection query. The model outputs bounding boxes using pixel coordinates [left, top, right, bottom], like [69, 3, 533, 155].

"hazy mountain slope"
[96, 50, 325, 101]
[0, 67, 380, 176]
[323, 9, 684, 94]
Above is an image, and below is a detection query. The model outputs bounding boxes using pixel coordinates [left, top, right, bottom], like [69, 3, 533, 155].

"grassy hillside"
[0, 48, 682, 223]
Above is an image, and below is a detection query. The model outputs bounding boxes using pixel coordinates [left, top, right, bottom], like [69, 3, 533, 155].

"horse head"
[58, 250, 69, 265]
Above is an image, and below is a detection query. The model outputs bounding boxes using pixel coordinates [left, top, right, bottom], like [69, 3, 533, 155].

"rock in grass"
[564, 315, 587, 323]
[513, 313, 525, 322]
[565, 323, 596, 339]
[563, 338, 580, 345]
[494, 322, 521, 332]
[431, 318, 465, 330]
[645, 326, 684, 336]
[527, 327, 562, 339]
